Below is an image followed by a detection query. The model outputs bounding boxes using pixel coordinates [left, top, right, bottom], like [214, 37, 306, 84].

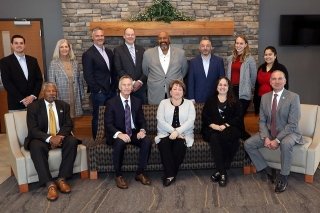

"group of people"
[0, 30, 303, 201]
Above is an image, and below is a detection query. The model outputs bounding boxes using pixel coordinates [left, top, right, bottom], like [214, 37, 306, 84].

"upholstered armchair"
[245, 104, 320, 183]
[4, 111, 89, 192]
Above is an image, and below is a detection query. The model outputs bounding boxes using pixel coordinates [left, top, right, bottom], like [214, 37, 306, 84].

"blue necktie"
[124, 100, 132, 137]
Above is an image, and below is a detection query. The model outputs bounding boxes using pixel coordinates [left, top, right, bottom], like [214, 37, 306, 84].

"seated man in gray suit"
[245, 70, 304, 193]
[142, 31, 188, 105]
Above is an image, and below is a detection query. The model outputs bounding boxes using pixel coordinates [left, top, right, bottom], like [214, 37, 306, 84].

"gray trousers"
[244, 133, 296, 176]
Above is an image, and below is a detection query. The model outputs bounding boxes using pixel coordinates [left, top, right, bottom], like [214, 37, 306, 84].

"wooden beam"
[90, 21, 234, 36]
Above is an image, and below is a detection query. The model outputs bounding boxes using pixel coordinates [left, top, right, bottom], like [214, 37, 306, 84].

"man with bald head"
[114, 28, 146, 103]
[245, 70, 304, 193]
[142, 31, 188, 104]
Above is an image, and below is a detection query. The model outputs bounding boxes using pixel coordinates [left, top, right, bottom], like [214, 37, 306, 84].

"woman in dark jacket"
[202, 77, 241, 187]
[253, 46, 289, 114]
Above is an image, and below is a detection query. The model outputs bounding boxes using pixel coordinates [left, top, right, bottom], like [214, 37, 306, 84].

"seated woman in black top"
[202, 77, 241, 187]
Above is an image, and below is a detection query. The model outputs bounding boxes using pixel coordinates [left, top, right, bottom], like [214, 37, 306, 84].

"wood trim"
[90, 21, 234, 36]
[305, 174, 314, 183]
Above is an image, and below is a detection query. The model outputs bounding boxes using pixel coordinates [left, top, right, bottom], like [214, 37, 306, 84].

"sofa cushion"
[13, 111, 28, 146]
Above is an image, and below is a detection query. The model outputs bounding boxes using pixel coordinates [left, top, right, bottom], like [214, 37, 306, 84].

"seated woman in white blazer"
[155, 80, 196, 187]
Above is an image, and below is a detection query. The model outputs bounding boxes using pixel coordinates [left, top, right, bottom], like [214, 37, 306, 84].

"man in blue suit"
[82, 27, 116, 139]
[105, 75, 152, 189]
[187, 37, 225, 103]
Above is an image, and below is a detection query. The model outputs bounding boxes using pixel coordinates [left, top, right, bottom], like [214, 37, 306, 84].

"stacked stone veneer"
[61, 0, 260, 110]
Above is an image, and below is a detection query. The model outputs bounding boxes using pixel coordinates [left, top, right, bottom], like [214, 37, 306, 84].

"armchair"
[4, 111, 89, 192]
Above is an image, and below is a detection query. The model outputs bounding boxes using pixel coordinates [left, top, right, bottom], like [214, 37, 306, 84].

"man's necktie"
[270, 94, 278, 138]
[124, 100, 132, 137]
[129, 46, 136, 64]
[49, 103, 57, 136]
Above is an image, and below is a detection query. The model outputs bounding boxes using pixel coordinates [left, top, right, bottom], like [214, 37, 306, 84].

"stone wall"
[61, 0, 260, 109]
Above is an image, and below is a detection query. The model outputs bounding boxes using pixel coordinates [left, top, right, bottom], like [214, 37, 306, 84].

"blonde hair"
[52, 39, 76, 60]
[232, 35, 250, 62]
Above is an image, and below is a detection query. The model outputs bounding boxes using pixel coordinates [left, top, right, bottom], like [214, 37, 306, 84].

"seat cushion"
[259, 136, 312, 168]
[21, 145, 83, 183]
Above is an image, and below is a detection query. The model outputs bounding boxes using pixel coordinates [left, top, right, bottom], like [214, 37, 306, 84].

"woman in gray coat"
[226, 35, 257, 139]
[48, 39, 84, 117]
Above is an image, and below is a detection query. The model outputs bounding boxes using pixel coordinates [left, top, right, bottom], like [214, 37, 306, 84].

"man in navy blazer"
[114, 28, 147, 103]
[105, 75, 152, 189]
[187, 37, 225, 103]
[25, 82, 79, 201]
[82, 27, 116, 139]
[0, 34, 43, 110]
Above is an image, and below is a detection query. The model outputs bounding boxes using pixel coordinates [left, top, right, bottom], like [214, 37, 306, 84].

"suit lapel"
[277, 89, 288, 112]
[123, 44, 135, 66]
[39, 100, 49, 131]
[10, 54, 28, 81]
[55, 101, 64, 127]
[198, 56, 207, 79]
[167, 47, 175, 74]
[92, 45, 110, 71]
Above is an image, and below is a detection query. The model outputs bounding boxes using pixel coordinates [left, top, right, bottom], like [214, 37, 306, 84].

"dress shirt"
[14, 53, 28, 79]
[201, 54, 211, 77]
[271, 88, 284, 109]
[113, 94, 136, 138]
[94, 44, 110, 70]
[45, 100, 60, 142]
[158, 46, 170, 75]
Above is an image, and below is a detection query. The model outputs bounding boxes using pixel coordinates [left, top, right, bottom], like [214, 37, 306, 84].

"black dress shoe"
[275, 179, 288, 193]
[218, 174, 228, 187]
[210, 172, 221, 183]
[163, 177, 176, 187]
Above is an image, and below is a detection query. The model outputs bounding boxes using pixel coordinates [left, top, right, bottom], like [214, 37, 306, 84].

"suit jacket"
[24, 99, 73, 150]
[82, 45, 116, 94]
[142, 46, 188, 104]
[113, 44, 146, 83]
[48, 59, 84, 117]
[188, 54, 225, 103]
[259, 89, 303, 144]
[105, 95, 146, 144]
[0, 54, 43, 110]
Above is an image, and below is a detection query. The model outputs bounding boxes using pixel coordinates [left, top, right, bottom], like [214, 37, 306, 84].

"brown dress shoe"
[56, 179, 71, 193]
[47, 184, 58, 201]
[115, 176, 128, 189]
[135, 173, 151, 185]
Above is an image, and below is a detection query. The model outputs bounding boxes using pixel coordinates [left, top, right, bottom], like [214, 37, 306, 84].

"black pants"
[112, 132, 152, 177]
[157, 136, 187, 178]
[29, 136, 78, 186]
[233, 85, 251, 138]
[206, 127, 241, 172]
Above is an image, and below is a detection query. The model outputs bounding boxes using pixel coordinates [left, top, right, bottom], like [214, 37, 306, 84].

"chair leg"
[80, 170, 89, 179]
[305, 175, 313, 183]
[90, 170, 98, 180]
[19, 184, 29, 193]
[250, 165, 257, 173]
[243, 165, 251, 175]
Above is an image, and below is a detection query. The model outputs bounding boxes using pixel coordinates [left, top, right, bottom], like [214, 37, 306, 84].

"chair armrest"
[306, 108, 320, 175]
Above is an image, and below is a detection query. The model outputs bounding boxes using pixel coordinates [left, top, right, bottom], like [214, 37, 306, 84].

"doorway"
[0, 18, 46, 132]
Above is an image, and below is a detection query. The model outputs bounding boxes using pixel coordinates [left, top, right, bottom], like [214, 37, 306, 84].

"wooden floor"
[73, 113, 260, 139]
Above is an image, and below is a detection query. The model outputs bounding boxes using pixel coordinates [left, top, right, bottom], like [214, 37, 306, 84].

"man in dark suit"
[82, 27, 116, 139]
[114, 27, 147, 103]
[0, 34, 43, 110]
[25, 82, 78, 201]
[105, 75, 152, 189]
[245, 70, 304, 193]
[187, 36, 225, 103]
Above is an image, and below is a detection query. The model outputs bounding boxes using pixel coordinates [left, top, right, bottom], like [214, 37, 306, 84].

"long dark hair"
[214, 77, 237, 106]
[259, 46, 279, 71]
